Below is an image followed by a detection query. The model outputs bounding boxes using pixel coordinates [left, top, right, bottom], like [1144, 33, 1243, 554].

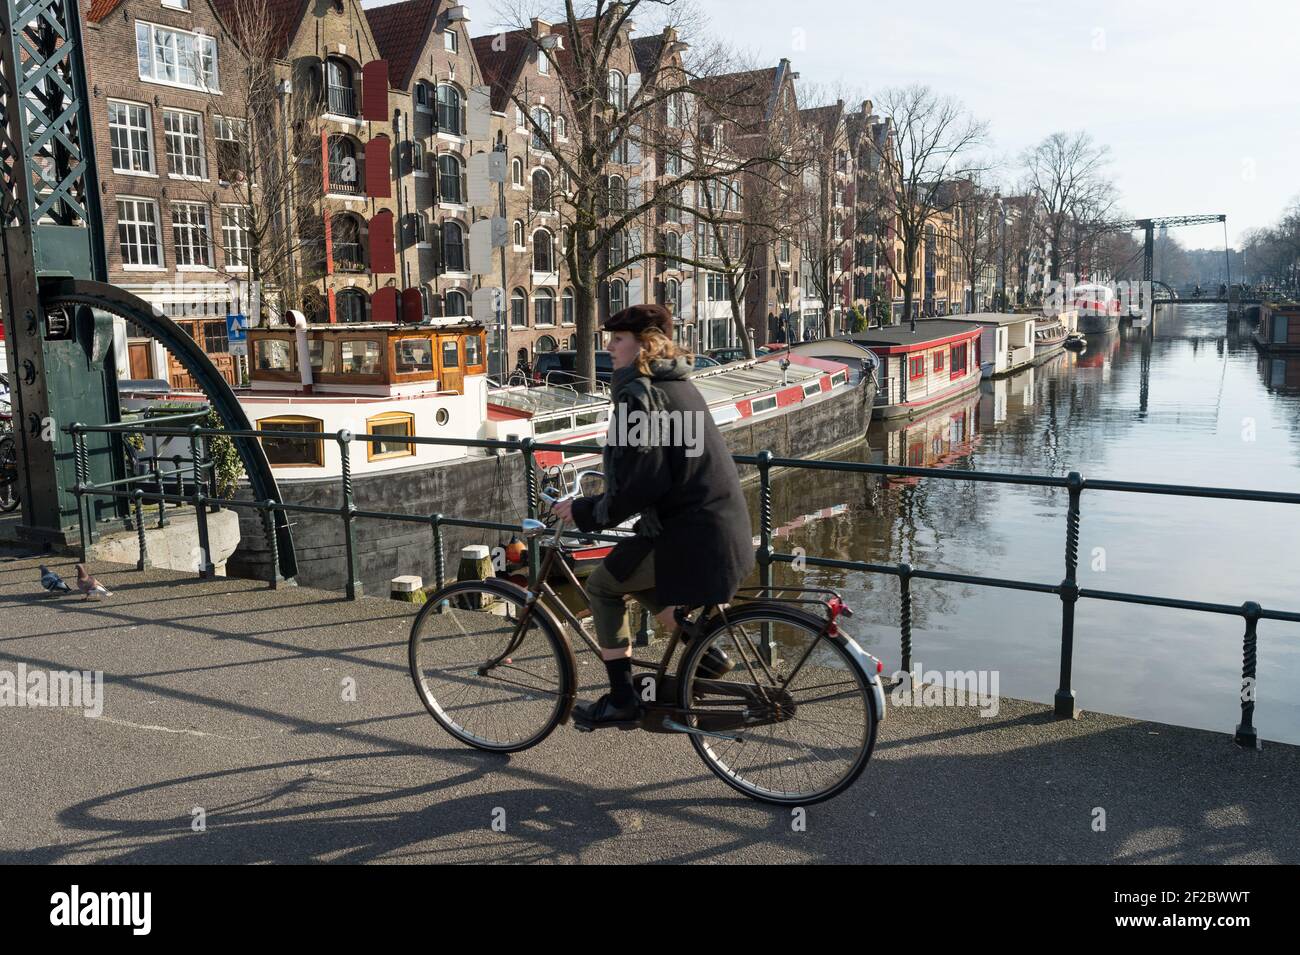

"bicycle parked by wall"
[0, 375, 18, 513]
[408, 472, 888, 805]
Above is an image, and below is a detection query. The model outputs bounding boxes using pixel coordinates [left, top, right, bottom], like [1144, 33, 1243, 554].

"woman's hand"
[551, 498, 576, 523]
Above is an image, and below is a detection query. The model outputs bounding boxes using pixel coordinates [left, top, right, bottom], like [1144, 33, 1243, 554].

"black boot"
[573, 658, 641, 730]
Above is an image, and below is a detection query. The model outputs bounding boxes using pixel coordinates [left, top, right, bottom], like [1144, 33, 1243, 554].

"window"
[665, 150, 681, 176]
[393, 337, 434, 373]
[706, 272, 732, 302]
[438, 153, 463, 203]
[309, 339, 337, 375]
[259, 416, 323, 466]
[538, 50, 548, 75]
[555, 114, 566, 139]
[162, 0, 190, 8]
[534, 288, 555, 326]
[202, 320, 228, 353]
[533, 229, 555, 273]
[908, 354, 925, 380]
[530, 106, 551, 150]
[608, 279, 625, 316]
[442, 339, 460, 368]
[950, 342, 968, 377]
[562, 287, 574, 325]
[117, 198, 162, 267]
[610, 137, 629, 165]
[511, 156, 523, 187]
[664, 187, 681, 224]
[664, 231, 679, 260]
[415, 82, 430, 110]
[444, 289, 467, 316]
[411, 140, 425, 174]
[325, 57, 355, 116]
[466, 333, 481, 366]
[442, 221, 466, 272]
[665, 278, 681, 315]
[340, 339, 381, 374]
[667, 92, 683, 128]
[336, 288, 367, 323]
[607, 229, 625, 268]
[512, 219, 524, 248]
[368, 412, 415, 461]
[218, 205, 251, 269]
[327, 136, 359, 194]
[136, 21, 219, 91]
[213, 115, 249, 183]
[163, 109, 206, 179]
[331, 215, 364, 271]
[436, 84, 462, 134]
[171, 202, 211, 268]
[607, 70, 626, 111]
[108, 102, 154, 174]
[933, 349, 945, 372]
[607, 174, 625, 212]
[443, 28, 458, 53]
[511, 288, 527, 328]
[532, 168, 551, 211]
[256, 339, 294, 372]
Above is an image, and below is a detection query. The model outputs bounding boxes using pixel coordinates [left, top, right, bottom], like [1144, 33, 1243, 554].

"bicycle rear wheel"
[409, 579, 572, 753]
[678, 604, 878, 805]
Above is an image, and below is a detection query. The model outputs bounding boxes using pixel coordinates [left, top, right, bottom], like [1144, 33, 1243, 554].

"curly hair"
[633, 327, 693, 376]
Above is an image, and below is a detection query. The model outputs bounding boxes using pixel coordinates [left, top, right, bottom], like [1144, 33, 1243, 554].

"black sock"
[604, 657, 635, 706]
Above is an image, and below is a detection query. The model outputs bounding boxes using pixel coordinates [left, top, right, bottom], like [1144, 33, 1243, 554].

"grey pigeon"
[76, 564, 112, 600]
[40, 565, 72, 594]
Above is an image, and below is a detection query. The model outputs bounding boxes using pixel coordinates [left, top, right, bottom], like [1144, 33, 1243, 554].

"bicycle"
[0, 382, 17, 513]
[408, 473, 887, 805]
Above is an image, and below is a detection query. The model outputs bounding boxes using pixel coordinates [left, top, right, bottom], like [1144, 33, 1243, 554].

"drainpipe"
[289, 309, 313, 393]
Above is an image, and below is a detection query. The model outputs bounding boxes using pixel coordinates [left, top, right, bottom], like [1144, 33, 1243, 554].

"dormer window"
[444, 28, 458, 53]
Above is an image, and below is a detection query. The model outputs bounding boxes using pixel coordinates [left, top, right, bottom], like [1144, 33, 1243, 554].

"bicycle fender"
[839, 635, 888, 724]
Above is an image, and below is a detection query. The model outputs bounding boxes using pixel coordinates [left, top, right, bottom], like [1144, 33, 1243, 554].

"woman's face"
[607, 330, 641, 370]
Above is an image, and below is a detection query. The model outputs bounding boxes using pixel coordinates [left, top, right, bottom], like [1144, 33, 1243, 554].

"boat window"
[465, 333, 482, 367]
[574, 411, 604, 427]
[340, 339, 381, 375]
[950, 343, 968, 376]
[258, 416, 323, 467]
[534, 415, 574, 435]
[830, 370, 847, 387]
[802, 381, 822, 397]
[256, 338, 294, 372]
[367, 411, 415, 460]
[394, 337, 434, 373]
[750, 395, 777, 414]
[309, 339, 337, 375]
[442, 339, 460, 368]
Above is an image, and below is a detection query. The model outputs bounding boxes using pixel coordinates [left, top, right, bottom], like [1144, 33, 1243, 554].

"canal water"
[753, 304, 1300, 744]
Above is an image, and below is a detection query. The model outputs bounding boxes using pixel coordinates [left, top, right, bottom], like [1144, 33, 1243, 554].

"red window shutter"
[368, 210, 395, 274]
[327, 287, 337, 324]
[362, 60, 389, 123]
[364, 135, 391, 198]
[401, 287, 423, 324]
[324, 212, 333, 275]
[372, 287, 398, 324]
[320, 131, 330, 194]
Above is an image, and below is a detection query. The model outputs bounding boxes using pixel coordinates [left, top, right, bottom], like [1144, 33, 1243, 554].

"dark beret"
[603, 303, 673, 337]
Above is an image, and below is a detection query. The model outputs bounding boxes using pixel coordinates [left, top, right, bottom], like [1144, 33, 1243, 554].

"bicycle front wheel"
[409, 580, 572, 753]
[679, 604, 878, 805]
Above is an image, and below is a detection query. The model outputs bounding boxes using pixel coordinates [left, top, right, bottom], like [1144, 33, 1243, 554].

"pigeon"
[39, 565, 72, 595]
[75, 564, 112, 600]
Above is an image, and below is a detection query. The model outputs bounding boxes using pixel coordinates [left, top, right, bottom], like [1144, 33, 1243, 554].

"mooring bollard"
[456, 545, 496, 610]
[391, 575, 426, 605]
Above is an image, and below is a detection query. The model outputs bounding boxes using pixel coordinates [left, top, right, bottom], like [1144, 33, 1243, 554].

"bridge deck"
[1, 552, 1295, 864]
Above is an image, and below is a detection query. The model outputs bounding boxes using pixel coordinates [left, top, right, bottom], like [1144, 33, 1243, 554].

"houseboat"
[1069, 283, 1122, 334]
[1253, 303, 1300, 354]
[786, 320, 983, 421]
[962, 313, 1039, 378]
[119, 319, 870, 595]
[868, 387, 981, 483]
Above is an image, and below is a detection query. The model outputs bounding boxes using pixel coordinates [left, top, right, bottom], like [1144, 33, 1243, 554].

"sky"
[401, 0, 1300, 250]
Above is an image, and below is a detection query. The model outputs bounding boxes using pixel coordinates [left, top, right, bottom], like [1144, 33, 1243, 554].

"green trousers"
[586, 551, 663, 651]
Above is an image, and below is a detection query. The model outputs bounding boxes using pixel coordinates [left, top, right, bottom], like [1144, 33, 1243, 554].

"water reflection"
[746, 304, 1300, 743]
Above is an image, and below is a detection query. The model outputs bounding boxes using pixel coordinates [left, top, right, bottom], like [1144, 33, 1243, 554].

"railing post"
[262, 500, 281, 590]
[757, 450, 774, 663]
[1235, 602, 1261, 749]
[71, 424, 90, 560]
[133, 489, 150, 570]
[521, 437, 539, 588]
[1055, 470, 1083, 719]
[338, 430, 362, 599]
[430, 512, 446, 591]
[898, 562, 913, 681]
[154, 462, 168, 528]
[189, 426, 213, 578]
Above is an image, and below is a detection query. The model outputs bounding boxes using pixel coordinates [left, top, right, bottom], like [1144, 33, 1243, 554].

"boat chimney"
[288, 309, 313, 394]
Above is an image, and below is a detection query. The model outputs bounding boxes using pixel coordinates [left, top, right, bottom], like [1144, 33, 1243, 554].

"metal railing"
[63, 417, 1300, 749]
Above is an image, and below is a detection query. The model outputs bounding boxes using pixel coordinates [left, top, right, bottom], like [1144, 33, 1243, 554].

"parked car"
[706, 346, 771, 364]
[534, 350, 717, 385]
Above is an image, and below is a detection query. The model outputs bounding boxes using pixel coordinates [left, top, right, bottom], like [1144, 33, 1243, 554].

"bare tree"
[176, 0, 325, 325]
[1021, 130, 1114, 285]
[499, 0, 788, 384]
[861, 85, 988, 326]
[944, 173, 1001, 312]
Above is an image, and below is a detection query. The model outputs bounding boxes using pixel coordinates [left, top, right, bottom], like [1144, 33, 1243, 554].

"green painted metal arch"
[44, 278, 297, 580]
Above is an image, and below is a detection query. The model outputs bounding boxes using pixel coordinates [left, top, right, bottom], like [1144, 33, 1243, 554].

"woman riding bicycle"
[552, 304, 754, 728]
